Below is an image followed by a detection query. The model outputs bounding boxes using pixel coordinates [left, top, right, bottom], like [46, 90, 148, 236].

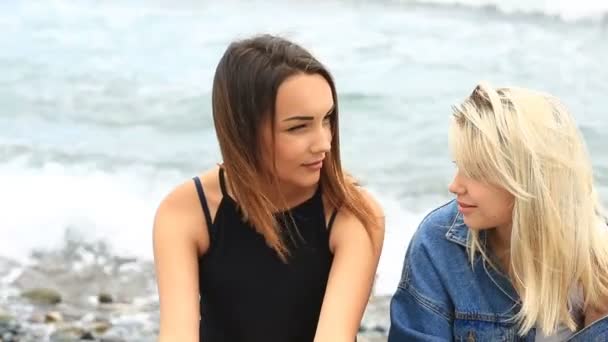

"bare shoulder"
[329, 185, 385, 253]
[342, 173, 384, 217]
[355, 186, 384, 218]
[153, 167, 223, 339]
[153, 166, 223, 256]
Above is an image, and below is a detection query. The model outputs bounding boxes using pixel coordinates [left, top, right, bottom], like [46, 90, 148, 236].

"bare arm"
[153, 184, 209, 342]
[314, 192, 385, 342]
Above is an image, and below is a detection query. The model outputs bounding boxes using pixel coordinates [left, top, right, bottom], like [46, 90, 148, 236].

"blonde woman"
[388, 82, 608, 341]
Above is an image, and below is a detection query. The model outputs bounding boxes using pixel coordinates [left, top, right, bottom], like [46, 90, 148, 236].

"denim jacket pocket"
[454, 317, 518, 342]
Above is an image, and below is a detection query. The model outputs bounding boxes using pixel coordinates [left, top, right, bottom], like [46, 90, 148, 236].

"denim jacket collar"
[445, 212, 468, 247]
[444, 213, 520, 307]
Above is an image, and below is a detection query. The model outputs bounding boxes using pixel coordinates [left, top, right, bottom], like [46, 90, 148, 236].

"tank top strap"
[326, 208, 339, 232]
[218, 167, 228, 197]
[193, 176, 213, 230]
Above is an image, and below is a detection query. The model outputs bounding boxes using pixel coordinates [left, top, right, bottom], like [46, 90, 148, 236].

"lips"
[302, 158, 324, 166]
[458, 201, 476, 208]
[457, 200, 477, 215]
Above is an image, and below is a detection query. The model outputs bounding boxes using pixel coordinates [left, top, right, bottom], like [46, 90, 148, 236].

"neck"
[223, 169, 318, 210]
[488, 224, 512, 273]
[266, 181, 318, 211]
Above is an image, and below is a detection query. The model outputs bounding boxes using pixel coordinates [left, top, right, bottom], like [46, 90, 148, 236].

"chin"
[298, 174, 321, 188]
[280, 174, 319, 190]
[296, 177, 320, 189]
[463, 218, 494, 231]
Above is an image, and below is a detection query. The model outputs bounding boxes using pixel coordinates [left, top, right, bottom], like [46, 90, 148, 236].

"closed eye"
[287, 124, 307, 132]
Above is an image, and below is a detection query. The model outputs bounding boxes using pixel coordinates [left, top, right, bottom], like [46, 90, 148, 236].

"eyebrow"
[282, 105, 335, 122]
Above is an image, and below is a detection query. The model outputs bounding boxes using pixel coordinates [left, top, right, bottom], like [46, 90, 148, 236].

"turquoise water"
[1, 0, 606, 294]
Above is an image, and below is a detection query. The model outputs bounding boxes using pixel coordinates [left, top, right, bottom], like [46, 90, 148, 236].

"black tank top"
[193, 168, 337, 342]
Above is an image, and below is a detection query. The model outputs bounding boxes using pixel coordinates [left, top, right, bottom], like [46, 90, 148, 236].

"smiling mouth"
[457, 201, 477, 215]
[302, 159, 324, 166]
[302, 160, 324, 170]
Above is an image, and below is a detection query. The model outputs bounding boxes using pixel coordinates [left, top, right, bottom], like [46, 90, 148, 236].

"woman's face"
[261, 73, 334, 191]
[448, 167, 514, 231]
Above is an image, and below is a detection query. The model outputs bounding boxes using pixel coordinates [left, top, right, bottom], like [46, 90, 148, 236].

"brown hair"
[212, 34, 379, 260]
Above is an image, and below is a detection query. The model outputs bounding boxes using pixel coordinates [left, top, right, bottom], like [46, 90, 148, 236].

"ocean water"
[1, 0, 607, 296]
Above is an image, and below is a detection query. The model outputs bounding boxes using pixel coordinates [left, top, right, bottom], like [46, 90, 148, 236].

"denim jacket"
[388, 200, 608, 341]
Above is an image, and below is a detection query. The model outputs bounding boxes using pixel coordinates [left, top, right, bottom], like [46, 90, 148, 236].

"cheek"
[480, 196, 513, 223]
[488, 205, 512, 222]
[273, 137, 302, 167]
[499, 203, 514, 223]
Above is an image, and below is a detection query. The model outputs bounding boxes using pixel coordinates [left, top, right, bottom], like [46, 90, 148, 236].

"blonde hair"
[449, 81, 608, 335]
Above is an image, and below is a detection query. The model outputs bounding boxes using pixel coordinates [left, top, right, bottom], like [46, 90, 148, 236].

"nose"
[448, 169, 466, 195]
[310, 126, 332, 155]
